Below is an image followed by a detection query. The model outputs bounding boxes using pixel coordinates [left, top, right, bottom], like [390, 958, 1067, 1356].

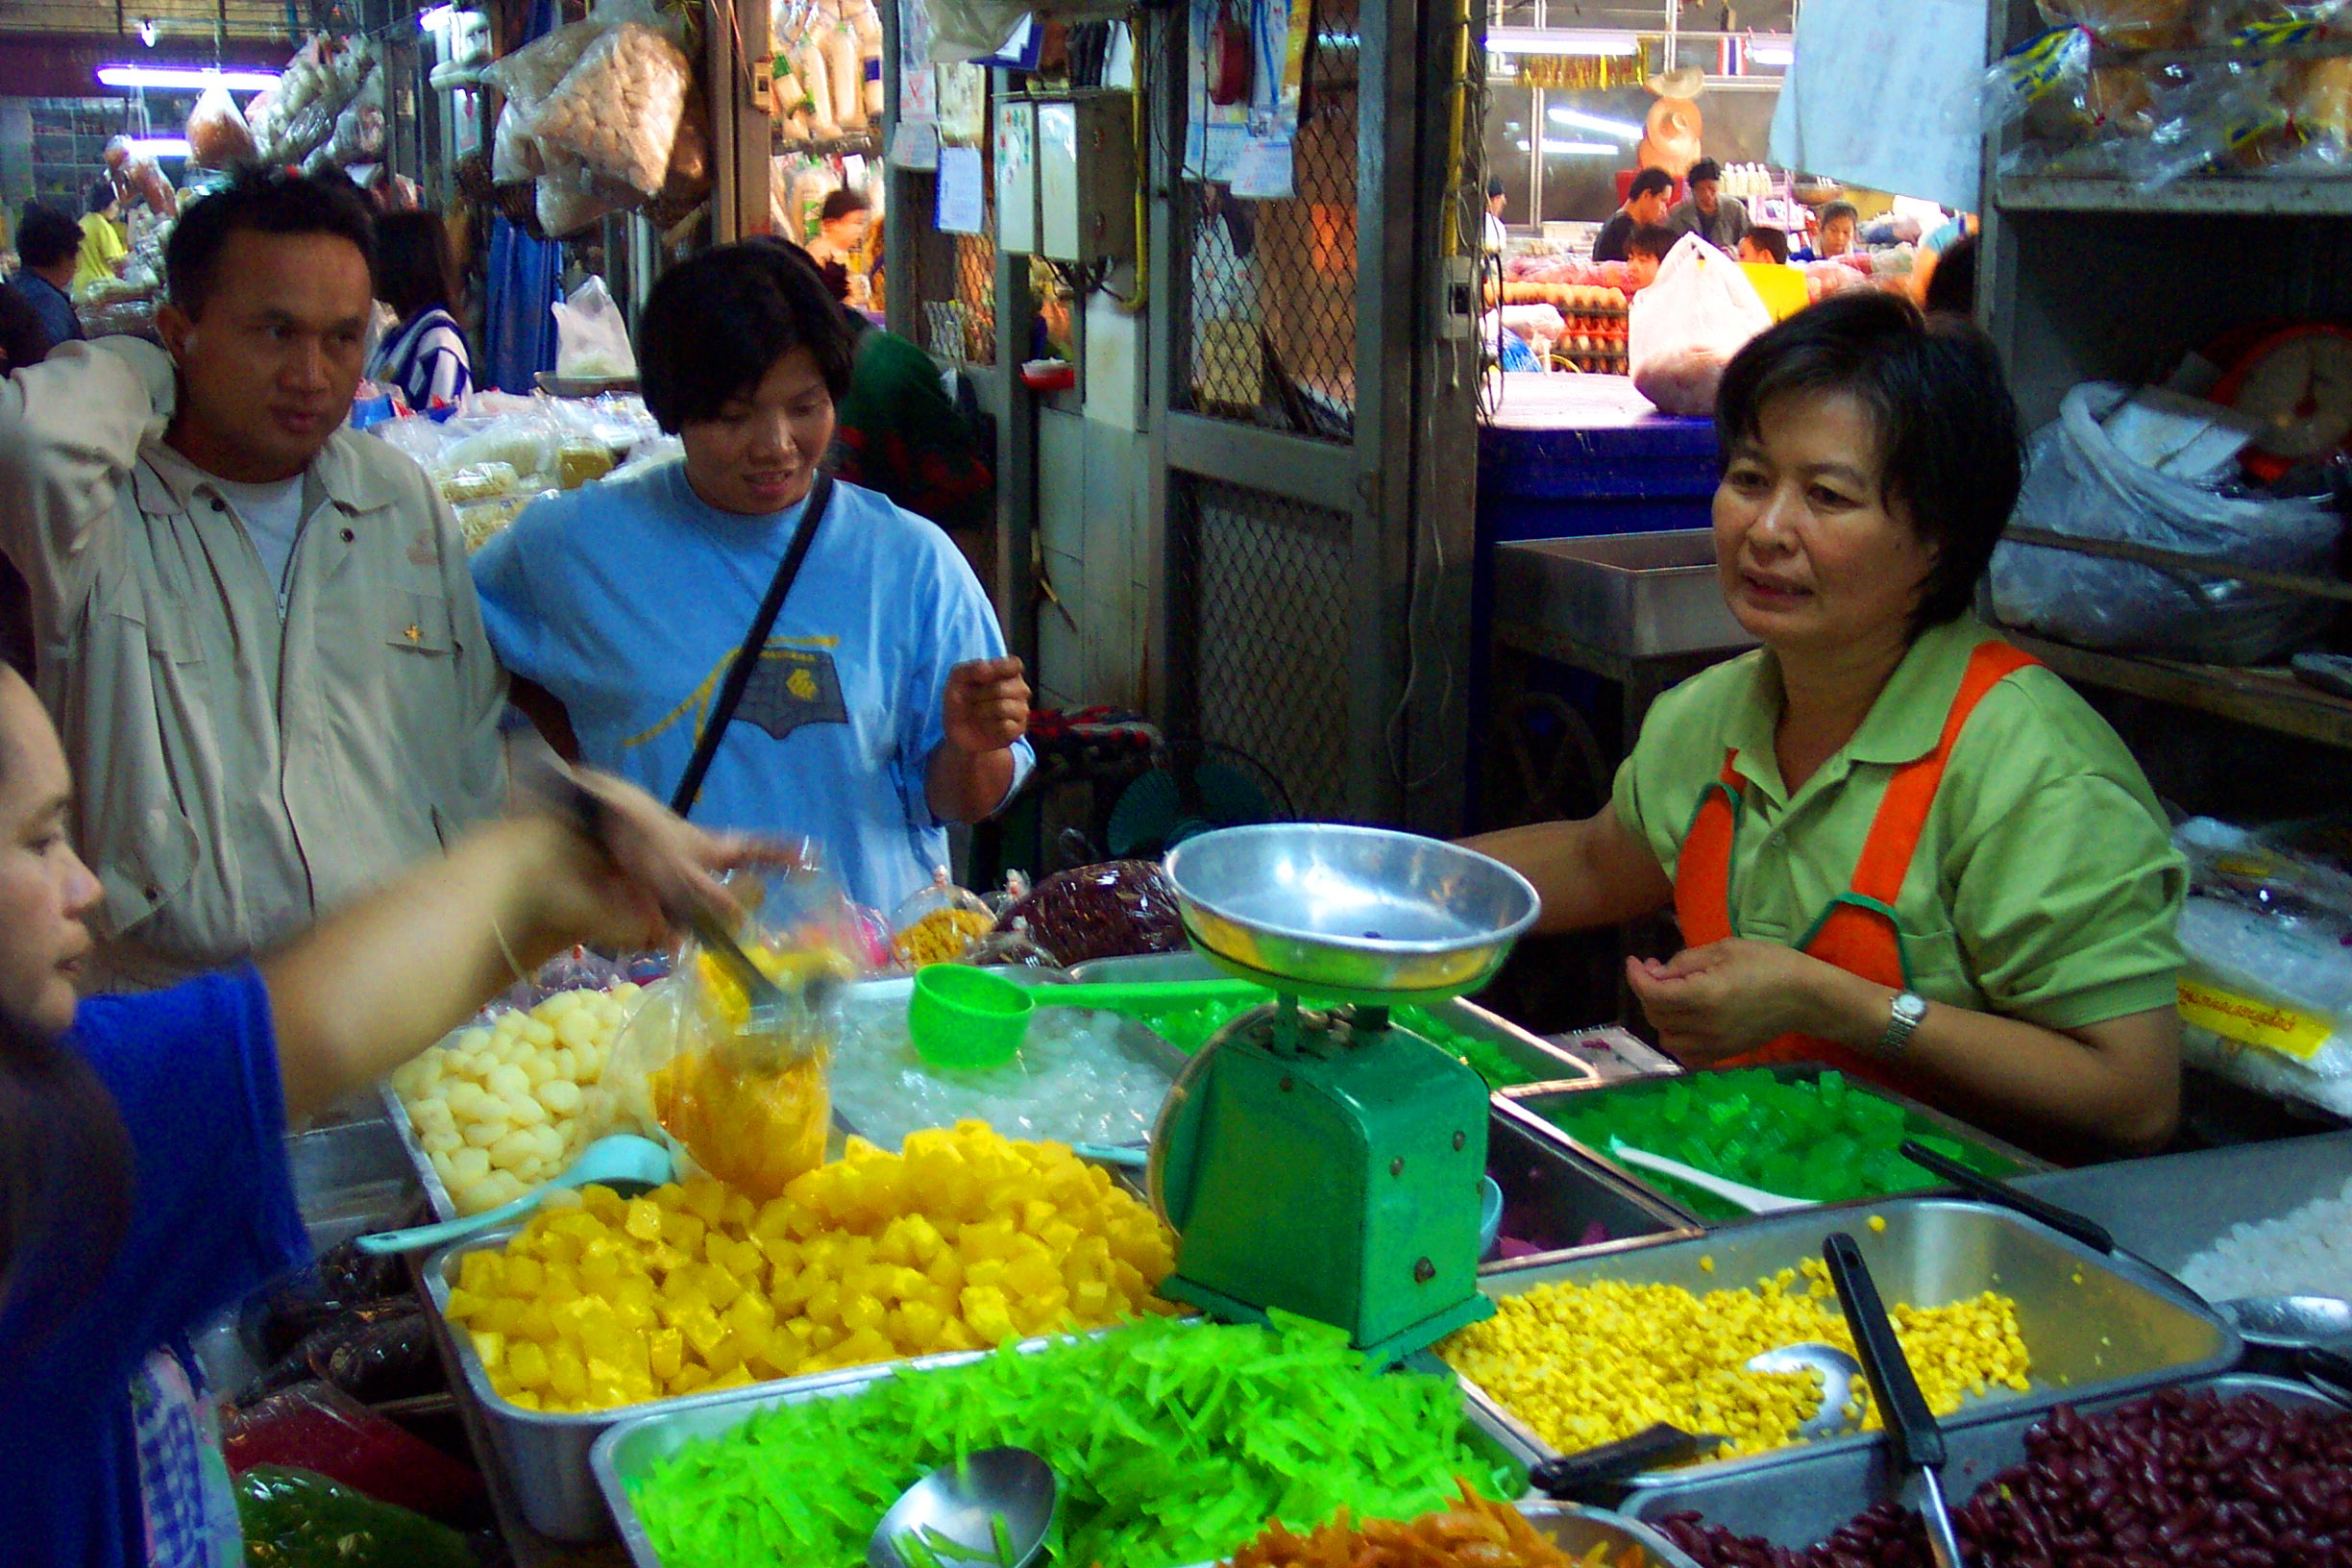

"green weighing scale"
[1149, 824, 1542, 1366]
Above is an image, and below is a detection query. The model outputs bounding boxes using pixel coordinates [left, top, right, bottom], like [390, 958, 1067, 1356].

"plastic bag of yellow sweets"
[612, 867, 866, 1198]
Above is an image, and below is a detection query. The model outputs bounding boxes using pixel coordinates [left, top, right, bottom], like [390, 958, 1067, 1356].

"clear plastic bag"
[2173, 816, 2352, 1116]
[992, 861, 1188, 966]
[605, 867, 867, 1198]
[535, 151, 640, 237]
[185, 81, 257, 167]
[1628, 233, 1774, 417]
[533, 20, 693, 196]
[234, 1465, 475, 1568]
[1988, 381, 2342, 663]
[551, 273, 640, 378]
[484, 19, 602, 181]
[890, 867, 995, 967]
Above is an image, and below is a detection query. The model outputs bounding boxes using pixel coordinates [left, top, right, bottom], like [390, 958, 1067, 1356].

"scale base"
[1160, 1273, 1494, 1368]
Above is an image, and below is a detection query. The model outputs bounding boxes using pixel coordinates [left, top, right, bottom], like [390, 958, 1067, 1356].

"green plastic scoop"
[907, 967, 1266, 1070]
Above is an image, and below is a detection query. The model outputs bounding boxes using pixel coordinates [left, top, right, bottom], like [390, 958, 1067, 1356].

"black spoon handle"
[1898, 1139, 2116, 1255]
[1825, 1233, 1946, 1473]
[1530, 1422, 1717, 1499]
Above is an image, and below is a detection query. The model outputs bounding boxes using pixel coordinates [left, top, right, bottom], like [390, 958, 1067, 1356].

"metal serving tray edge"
[1498, 1063, 2051, 1230]
[421, 1226, 1126, 1542]
[1449, 1196, 2238, 1497]
[1618, 1371, 2345, 1550]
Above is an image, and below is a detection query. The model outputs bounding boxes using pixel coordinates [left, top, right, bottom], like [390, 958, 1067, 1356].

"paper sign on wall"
[891, 120, 942, 170]
[937, 144, 987, 233]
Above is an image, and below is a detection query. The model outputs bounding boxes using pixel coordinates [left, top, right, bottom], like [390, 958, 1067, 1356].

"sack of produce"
[1988, 380, 2341, 664]
[185, 82, 257, 167]
[991, 860, 1188, 967]
[533, 20, 693, 197]
[1629, 233, 1773, 417]
[607, 867, 866, 1198]
[551, 272, 640, 379]
[2171, 815, 2352, 1117]
[483, 17, 602, 181]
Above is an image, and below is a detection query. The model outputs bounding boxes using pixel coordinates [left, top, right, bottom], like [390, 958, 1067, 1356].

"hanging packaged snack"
[533, 19, 694, 196]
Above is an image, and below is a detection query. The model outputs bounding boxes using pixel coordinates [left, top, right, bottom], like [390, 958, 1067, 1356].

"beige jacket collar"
[132, 429, 402, 518]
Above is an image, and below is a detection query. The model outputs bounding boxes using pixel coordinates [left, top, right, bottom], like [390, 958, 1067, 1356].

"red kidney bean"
[1659, 1390, 2352, 1568]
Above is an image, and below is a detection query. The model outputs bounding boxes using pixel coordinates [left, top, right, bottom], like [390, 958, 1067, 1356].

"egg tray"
[1456, 1197, 2239, 1502]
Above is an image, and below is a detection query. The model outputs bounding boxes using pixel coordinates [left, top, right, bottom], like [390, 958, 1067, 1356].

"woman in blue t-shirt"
[0, 660, 771, 1566]
[471, 242, 1035, 916]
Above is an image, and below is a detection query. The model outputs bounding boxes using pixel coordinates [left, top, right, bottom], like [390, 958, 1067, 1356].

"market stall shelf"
[1453, 1198, 2237, 1500]
[1619, 1372, 2345, 1551]
[1499, 1066, 2050, 1228]
[1997, 630, 2352, 753]
[1997, 174, 2352, 217]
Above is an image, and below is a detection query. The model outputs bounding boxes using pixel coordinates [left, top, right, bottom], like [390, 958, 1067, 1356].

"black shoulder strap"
[668, 472, 836, 818]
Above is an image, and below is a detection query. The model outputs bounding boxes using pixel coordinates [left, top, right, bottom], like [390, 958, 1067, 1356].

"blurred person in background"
[8, 205, 83, 352]
[0, 167, 506, 990]
[1484, 177, 1509, 255]
[1626, 224, 1678, 291]
[1667, 158, 1751, 254]
[1799, 200, 1859, 261]
[1593, 167, 1675, 264]
[368, 209, 474, 412]
[806, 187, 876, 308]
[72, 180, 128, 294]
[1738, 226, 1790, 266]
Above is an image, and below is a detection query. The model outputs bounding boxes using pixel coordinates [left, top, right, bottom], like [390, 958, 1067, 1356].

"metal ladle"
[868, 1447, 1057, 1568]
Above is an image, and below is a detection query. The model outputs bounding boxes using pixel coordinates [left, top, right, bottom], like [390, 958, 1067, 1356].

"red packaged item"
[223, 1381, 482, 1520]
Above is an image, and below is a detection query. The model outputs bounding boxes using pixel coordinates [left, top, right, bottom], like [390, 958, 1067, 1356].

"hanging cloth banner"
[1514, 50, 1651, 92]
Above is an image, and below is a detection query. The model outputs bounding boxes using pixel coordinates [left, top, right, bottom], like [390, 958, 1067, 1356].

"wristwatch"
[1878, 991, 1928, 1058]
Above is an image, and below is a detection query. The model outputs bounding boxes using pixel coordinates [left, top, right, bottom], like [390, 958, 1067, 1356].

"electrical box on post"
[1037, 90, 1136, 265]
[995, 96, 1039, 256]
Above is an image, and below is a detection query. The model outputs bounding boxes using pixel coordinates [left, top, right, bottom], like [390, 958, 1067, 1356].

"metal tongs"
[690, 910, 795, 1039]
[1824, 1233, 1966, 1568]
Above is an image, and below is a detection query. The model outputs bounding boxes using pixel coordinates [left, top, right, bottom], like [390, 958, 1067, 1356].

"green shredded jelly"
[1531, 1067, 2023, 1221]
[625, 1314, 1517, 1567]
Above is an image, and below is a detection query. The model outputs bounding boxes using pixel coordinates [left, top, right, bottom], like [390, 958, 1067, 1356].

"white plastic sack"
[551, 276, 639, 380]
[1989, 381, 2342, 665]
[1628, 233, 1774, 416]
[484, 18, 603, 182]
[533, 20, 692, 196]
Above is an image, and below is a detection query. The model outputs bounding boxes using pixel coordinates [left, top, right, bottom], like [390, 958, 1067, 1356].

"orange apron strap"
[1672, 751, 1746, 947]
[1847, 641, 2042, 908]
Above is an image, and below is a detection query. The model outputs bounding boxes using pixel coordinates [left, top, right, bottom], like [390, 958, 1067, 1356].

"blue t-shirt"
[0, 968, 308, 1567]
[472, 462, 1033, 912]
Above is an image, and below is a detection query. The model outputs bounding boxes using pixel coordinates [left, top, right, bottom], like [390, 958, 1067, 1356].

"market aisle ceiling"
[0, 0, 304, 41]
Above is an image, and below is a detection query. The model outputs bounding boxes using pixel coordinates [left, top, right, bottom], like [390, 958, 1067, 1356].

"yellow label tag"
[2178, 979, 2334, 1062]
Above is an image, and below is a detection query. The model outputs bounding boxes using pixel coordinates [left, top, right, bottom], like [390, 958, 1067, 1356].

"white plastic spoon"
[1606, 1137, 1808, 1214]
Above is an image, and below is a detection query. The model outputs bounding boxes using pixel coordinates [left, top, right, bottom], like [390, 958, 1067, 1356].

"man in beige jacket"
[0, 167, 506, 989]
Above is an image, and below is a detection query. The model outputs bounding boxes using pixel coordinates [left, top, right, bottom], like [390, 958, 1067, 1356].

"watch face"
[1894, 992, 1928, 1023]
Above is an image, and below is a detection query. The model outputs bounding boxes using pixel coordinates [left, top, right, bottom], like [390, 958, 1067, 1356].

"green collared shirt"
[1612, 616, 2186, 1030]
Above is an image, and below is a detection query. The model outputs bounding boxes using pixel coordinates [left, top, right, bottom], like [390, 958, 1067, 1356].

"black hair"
[164, 165, 375, 322]
[1486, 176, 1507, 199]
[1820, 200, 1859, 228]
[85, 179, 117, 217]
[15, 204, 81, 272]
[1627, 224, 1678, 261]
[1745, 225, 1790, 265]
[1687, 158, 1723, 185]
[1715, 291, 2021, 635]
[373, 209, 460, 322]
[0, 1004, 130, 1358]
[1923, 232, 1980, 320]
[637, 240, 856, 430]
[1628, 166, 1675, 202]
[819, 187, 873, 225]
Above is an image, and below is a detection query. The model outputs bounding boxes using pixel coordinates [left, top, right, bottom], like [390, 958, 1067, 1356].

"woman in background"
[369, 209, 473, 412]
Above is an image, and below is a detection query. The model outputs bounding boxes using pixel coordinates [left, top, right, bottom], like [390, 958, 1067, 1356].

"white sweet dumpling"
[397, 983, 644, 1214]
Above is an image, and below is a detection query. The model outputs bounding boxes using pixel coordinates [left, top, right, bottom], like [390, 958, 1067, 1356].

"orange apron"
[1670, 641, 2041, 1097]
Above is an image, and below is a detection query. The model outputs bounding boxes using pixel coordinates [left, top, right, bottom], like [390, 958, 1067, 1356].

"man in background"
[1667, 159, 1750, 253]
[8, 204, 83, 352]
[1737, 226, 1789, 266]
[1483, 177, 1509, 255]
[1625, 224, 1678, 290]
[1800, 200, 1858, 261]
[1593, 168, 1674, 264]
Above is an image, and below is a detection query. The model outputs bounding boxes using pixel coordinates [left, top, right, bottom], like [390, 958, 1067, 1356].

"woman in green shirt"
[1471, 294, 2184, 1154]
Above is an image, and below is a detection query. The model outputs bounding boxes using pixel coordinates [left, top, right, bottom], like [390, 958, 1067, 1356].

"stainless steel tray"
[287, 1113, 424, 1251]
[1619, 1372, 2345, 1550]
[422, 1227, 1117, 1542]
[1452, 1197, 2238, 1496]
[1069, 951, 1598, 1090]
[381, 1081, 464, 1225]
[1483, 1100, 1700, 1273]
[590, 1332, 1529, 1568]
[1494, 531, 1756, 662]
[1500, 1063, 2049, 1228]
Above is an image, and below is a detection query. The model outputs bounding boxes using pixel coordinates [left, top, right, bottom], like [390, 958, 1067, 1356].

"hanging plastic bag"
[185, 82, 257, 167]
[483, 17, 604, 182]
[1988, 380, 2342, 665]
[551, 274, 639, 379]
[605, 867, 866, 1198]
[1628, 233, 1774, 417]
[532, 20, 693, 196]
